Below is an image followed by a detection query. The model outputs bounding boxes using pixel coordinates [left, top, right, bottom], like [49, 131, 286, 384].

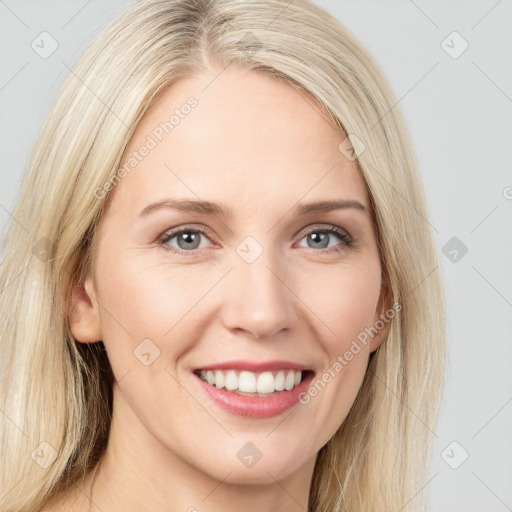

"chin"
[197, 452, 310, 485]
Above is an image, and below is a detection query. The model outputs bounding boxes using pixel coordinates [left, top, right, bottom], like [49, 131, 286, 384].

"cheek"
[299, 257, 382, 345]
[295, 260, 381, 436]
[92, 255, 211, 432]
[93, 252, 223, 370]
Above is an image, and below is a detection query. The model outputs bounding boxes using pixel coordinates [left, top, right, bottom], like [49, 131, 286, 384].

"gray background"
[1, 1, 511, 510]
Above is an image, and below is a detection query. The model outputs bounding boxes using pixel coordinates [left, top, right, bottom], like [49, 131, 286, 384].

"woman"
[0, 0, 445, 510]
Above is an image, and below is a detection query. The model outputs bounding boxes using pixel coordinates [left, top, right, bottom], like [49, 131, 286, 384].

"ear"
[68, 274, 102, 343]
[369, 277, 392, 353]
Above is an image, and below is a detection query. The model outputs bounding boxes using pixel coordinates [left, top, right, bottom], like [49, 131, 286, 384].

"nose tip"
[220, 259, 298, 340]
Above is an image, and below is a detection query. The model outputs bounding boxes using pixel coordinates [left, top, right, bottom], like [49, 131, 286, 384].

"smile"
[195, 368, 308, 396]
[192, 361, 316, 418]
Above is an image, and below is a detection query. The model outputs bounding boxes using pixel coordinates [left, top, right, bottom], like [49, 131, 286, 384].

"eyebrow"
[138, 198, 367, 218]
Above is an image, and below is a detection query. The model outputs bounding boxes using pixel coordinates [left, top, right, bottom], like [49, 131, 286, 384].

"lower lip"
[194, 372, 315, 419]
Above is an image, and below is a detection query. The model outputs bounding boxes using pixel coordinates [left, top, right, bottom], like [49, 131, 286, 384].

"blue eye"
[297, 226, 352, 253]
[159, 226, 212, 253]
[157, 224, 353, 255]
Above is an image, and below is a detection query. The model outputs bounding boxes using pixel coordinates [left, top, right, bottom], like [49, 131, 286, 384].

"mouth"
[193, 368, 315, 397]
[191, 360, 316, 418]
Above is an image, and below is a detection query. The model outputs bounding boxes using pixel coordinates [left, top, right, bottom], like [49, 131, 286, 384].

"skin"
[58, 65, 390, 512]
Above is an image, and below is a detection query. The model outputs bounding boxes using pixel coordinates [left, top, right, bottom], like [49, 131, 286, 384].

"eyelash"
[156, 224, 353, 256]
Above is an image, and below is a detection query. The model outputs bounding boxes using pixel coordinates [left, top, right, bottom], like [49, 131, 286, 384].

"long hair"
[0, 1, 445, 510]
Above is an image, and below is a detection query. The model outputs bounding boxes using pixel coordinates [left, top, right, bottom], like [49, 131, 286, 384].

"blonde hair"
[0, 0, 445, 510]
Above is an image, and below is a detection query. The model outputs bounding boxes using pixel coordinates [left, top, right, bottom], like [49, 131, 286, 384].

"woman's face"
[72, 65, 388, 485]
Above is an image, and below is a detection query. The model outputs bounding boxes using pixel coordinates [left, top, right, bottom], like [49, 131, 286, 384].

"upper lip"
[194, 359, 314, 373]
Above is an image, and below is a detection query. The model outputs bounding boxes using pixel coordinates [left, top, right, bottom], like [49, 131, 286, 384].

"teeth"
[256, 371, 274, 393]
[200, 369, 304, 394]
[224, 370, 238, 391]
[284, 370, 295, 391]
[214, 370, 224, 389]
[239, 371, 257, 392]
[274, 371, 285, 391]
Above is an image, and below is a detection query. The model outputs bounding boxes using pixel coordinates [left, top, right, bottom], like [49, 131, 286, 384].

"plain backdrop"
[1, 1, 511, 511]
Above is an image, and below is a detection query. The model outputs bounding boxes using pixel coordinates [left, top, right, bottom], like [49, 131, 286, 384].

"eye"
[295, 225, 353, 253]
[158, 225, 214, 254]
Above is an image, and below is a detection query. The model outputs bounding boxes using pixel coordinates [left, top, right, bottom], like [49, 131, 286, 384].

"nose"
[220, 249, 299, 340]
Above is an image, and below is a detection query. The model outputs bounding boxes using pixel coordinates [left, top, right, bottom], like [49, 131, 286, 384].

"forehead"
[106, 66, 368, 218]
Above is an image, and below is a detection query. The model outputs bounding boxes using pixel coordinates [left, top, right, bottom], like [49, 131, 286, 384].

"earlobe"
[68, 275, 102, 343]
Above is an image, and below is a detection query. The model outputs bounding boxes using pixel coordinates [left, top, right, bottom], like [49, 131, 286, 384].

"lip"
[194, 359, 312, 373]
[193, 366, 315, 419]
